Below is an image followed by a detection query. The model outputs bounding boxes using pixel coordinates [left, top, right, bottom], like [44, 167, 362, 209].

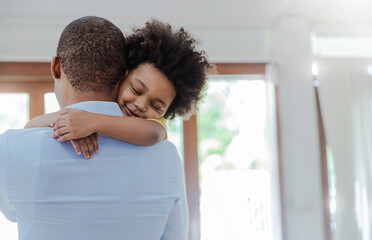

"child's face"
[117, 63, 177, 119]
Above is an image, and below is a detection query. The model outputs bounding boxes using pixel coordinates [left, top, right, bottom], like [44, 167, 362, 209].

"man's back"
[0, 106, 188, 239]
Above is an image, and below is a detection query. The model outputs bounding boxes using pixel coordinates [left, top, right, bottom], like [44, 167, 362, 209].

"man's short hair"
[57, 16, 126, 93]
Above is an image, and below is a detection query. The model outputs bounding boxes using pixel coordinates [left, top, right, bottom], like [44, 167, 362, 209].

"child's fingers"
[52, 119, 67, 131]
[52, 127, 70, 139]
[50, 117, 63, 128]
[85, 136, 94, 157]
[56, 115, 68, 124]
[92, 133, 99, 153]
[59, 109, 68, 115]
[69, 140, 81, 155]
[78, 138, 91, 159]
[57, 133, 73, 142]
[51, 113, 66, 126]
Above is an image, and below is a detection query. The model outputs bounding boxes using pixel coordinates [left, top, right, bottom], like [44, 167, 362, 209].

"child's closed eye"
[131, 85, 141, 95]
[151, 104, 162, 112]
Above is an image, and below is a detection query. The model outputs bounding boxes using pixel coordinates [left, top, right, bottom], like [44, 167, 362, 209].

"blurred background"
[1, 0, 372, 240]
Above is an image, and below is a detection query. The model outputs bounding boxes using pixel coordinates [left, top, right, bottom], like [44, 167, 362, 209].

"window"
[44, 92, 59, 114]
[198, 76, 273, 239]
[0, 93, 29, 134]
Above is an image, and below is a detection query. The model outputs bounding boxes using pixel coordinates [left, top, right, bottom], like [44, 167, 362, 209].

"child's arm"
[24, 112, 60, 128]
[51, 108, 166, 146]
[25, 111, 99, 159]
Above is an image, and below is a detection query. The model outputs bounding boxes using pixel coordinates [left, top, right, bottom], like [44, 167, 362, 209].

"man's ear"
[124, 69, 129, 78]
[51, 56, 61, 80]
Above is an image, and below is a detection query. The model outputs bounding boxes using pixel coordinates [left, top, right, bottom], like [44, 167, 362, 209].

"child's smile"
[124, 105, 139, 117]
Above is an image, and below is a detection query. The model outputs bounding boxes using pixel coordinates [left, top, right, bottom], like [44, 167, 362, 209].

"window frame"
[0, 62, 54, 119]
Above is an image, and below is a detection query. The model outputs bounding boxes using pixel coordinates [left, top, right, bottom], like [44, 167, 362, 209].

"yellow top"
[146, 117, 167, 140]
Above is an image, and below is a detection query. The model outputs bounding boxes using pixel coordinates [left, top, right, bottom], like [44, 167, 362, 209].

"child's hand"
[51, 109, 95, 142]
[69, 134, 99, 159]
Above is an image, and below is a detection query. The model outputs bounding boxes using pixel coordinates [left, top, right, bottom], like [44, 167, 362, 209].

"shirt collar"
[66, 101, 123, 117]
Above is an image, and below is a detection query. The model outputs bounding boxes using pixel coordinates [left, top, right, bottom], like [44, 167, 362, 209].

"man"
[0, 16, 188, 240]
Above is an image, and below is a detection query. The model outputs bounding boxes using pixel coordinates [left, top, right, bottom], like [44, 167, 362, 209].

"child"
[26, 19, 213, 158]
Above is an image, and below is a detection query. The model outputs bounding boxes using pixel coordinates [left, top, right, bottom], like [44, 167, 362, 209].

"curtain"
[318, 58, 372, 240]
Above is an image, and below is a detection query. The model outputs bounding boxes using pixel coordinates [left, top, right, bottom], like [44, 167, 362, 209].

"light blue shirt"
[0, 101, 188, 240]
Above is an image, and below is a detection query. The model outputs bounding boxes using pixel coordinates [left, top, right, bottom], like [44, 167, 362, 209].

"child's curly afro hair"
[126, 19, 214, 119]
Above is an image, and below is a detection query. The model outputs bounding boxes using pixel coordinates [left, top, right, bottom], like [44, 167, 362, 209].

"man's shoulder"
[151, 140, 180, 157]
[1, 127, 53, 144]
[99, 137, 180, 160]
[0, 128, 60, 163]
[2, 127, 52, 134]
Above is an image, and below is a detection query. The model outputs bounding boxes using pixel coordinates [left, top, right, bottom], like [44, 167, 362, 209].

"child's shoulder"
[146, 117, 167, 129]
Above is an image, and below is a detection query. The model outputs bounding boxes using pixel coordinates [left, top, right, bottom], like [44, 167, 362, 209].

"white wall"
[0, 21, 268, 62]
[271, 16, 325, 240]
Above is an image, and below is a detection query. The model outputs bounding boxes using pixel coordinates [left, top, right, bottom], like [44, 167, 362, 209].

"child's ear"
[51, 56, 61, 80]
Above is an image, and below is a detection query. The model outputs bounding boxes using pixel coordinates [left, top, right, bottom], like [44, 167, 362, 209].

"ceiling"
[1, 0, 372, 29]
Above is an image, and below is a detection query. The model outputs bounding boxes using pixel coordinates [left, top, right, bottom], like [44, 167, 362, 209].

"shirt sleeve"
[161, 150, 189, 240]
[0, 132, 17, 222]
[146, 117, 167, 140]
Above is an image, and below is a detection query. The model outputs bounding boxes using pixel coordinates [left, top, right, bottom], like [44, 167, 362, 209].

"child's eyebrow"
[134, 78, 148, 91]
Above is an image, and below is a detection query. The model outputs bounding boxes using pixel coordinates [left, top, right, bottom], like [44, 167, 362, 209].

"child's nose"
[134, 98, 147, 112]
